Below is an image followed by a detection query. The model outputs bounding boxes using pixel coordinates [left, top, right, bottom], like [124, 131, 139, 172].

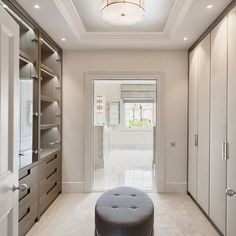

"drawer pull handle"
[46, 155, 57, 164]
[19, 188, 31, 201]
[19, 169, 31, 180]
[19, 207, 30, 222]
[47, 168, 57, 179]
[46, 182, 57, 195]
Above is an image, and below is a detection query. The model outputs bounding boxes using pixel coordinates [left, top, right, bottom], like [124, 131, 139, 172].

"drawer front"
[19, 166, 38, 200]
[19, 183, 38, 220]
[40, 180, 61, 215]
[40, 167, 61, 195]
[19, 202, 37, 236]
[19, 165, 38, 187]
[40, 153, 61, 179]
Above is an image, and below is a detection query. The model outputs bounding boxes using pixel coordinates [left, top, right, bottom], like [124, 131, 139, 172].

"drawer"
[40, 167, 61, 195]
[40, 153, 61, 179]
[40, 180, 61, 215]
[19, 165, 38, 188]
[19, 202, 37, 236]
[19, 183, 38, 220]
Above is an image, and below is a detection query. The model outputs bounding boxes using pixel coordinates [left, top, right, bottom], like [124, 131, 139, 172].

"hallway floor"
[94, 149, 153, 190]
[27, 193, 219, 236]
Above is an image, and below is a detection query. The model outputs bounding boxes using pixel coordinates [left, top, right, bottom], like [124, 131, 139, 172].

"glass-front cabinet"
[12, 7, 39, 169]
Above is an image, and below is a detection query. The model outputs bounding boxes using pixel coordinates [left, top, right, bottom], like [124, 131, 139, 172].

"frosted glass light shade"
[101, 0, 145, 26]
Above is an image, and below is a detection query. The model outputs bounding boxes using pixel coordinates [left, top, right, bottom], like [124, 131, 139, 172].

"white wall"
[62, 50, 188, 193]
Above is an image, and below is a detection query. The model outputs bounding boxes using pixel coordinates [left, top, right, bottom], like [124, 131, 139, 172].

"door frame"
[84, 71, 166, 193]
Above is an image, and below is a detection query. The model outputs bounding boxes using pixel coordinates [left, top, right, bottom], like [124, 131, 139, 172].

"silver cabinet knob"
[226, 188, 236, 197]
[12, 184, 28, 192]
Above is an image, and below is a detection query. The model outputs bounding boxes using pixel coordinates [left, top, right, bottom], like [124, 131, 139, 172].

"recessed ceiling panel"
[72, 0, 175, 32]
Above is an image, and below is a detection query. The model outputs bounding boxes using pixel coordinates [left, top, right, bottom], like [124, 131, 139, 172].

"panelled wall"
[188, 5, 236, 236]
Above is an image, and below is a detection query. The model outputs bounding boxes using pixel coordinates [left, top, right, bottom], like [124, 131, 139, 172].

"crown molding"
[164, 0, 194, 34]
[53, 0, 86, 38]
[53, 0, 194, 41]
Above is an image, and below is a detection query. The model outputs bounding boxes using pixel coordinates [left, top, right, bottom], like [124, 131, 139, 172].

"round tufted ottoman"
[95, 186, 154, 236]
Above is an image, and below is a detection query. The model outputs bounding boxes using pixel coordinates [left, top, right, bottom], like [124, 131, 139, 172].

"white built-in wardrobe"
[188, 5, 236, 236]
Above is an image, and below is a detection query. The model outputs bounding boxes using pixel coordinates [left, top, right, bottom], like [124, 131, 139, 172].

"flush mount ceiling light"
[101, 0, 145, 26]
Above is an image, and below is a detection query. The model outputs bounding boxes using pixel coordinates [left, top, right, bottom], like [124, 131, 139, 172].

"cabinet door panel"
[227, 7, 236, 236]
[197, 34, 211, 214]
[210, 17, 227, 234]
[188, 48, 198, 199]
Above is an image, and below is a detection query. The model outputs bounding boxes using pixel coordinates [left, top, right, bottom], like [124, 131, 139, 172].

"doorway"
[93, 79, 157, 191]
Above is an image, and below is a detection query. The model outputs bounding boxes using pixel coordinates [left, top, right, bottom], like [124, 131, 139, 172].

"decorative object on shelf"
[101, 0, 145, 25]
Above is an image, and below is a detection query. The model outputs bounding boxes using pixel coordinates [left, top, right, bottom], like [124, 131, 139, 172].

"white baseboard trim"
[165, 182, 187, 193]
[62, 182, 85, 193]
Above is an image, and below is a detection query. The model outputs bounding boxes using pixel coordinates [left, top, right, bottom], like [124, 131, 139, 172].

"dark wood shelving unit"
[40, 148, 61, 159]
[40, 124, 60, 130]
[1, 1, 63, 235]
[41, 95, 59, 103]
[20, 50, 36, 64]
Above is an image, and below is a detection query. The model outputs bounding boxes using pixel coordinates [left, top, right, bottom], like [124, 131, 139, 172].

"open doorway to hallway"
[93, 79, 157, 191]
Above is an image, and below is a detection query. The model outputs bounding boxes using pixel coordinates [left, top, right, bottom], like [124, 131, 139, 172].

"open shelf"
[20, 50, 36, 64]
[41, 95, 58, 103]
[41, 64, 57, 79]
[40, 124, 59, 130]
[40, 148, 61, 160]
[41, 38, 57, 54]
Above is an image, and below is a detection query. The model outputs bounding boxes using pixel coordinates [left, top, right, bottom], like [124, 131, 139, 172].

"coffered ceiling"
[72, 0, 175, 32]
[16, 0, 232, 50]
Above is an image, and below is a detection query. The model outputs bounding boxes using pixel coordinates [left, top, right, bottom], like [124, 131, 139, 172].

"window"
[124, 102, 155, 128]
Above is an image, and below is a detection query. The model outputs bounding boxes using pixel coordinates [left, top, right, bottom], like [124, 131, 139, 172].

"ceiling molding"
[164, 0, 194, 34]
[53, 0, 86, 38]
[53, 0, 194, 42]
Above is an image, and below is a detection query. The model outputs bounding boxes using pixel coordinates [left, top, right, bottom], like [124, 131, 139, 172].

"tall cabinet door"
[188, 48, 198, 199]
[210, 17, 228, 234]
[227, 7, 236, 236]
[197, 34, 211, 214]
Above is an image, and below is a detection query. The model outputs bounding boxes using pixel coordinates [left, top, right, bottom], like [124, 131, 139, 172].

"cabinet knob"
[226, 188, 236, 197]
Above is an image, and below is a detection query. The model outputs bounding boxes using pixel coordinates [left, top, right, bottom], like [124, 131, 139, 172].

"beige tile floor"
[27, 193, 219, 236]
[94, 149, 153, 190]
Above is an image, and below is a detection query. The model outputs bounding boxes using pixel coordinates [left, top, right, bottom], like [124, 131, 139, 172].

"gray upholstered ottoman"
[95, 186, 154, 236]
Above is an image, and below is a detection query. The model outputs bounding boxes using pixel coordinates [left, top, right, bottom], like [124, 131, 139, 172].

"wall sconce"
[96, 95, 104, 114]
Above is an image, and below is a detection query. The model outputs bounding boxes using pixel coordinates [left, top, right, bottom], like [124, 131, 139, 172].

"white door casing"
[84, 72, 166, 193]
[0, 5, 19, 236]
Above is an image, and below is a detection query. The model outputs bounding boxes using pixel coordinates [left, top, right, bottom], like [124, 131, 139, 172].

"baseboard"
[62, 182, 85, 193]
[165, 181, 187, 193]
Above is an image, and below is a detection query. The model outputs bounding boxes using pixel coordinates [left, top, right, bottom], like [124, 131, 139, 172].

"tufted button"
[131, 194, 136, 197]
[131, 206, 137, 209]
[112, 206, 118, 209]
[114, 194, 120, 196]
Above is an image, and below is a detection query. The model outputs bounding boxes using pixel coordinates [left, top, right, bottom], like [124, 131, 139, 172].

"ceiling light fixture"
[34, 4, 40, 9]
[183, 37, 188, 41]
[206, 5, 213, 9]
[61, 38, 66, 42]
[101, 0, 145, 26]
